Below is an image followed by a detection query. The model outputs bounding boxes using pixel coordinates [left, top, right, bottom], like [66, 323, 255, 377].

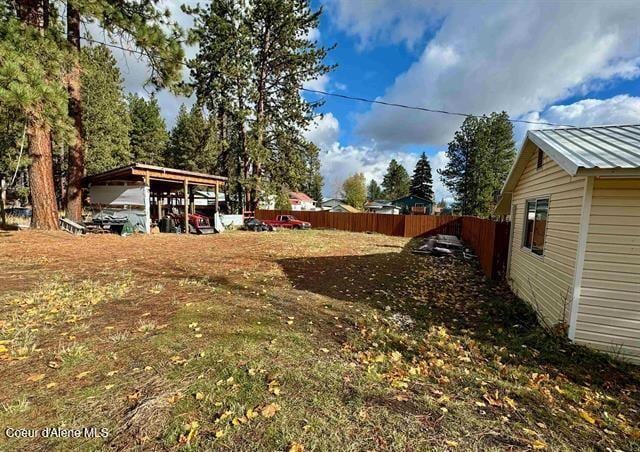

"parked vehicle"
[262, 215, 311, 230]
[243, 218, 273, 232]
[166, 212, 216, 234]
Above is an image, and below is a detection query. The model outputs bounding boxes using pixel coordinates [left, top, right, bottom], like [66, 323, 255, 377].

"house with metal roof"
[495, 124, 640, 364]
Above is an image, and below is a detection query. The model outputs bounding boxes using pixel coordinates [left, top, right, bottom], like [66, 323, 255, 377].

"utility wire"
[81, 36, 575, 128]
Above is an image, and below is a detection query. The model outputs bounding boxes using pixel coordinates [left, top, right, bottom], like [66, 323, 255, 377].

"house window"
[537, 148, 544, 170]
[523, 198, 549, 256]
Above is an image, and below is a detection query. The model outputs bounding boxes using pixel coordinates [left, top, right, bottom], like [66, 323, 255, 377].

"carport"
[84, 163, 227, 234]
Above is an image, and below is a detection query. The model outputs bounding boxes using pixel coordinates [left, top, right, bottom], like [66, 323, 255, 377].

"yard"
[0, 230, 638, 451]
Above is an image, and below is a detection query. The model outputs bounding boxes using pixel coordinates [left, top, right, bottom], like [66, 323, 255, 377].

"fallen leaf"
[445, 440, 459, 447]
[531, 439, 547, 449]
[578, 409, 596, 425]
[289, 442, 304, 452]
[27, 373, 45, 382]
[260, 403, 280, 418]
[75, 371, 91, 380]
[46, 382, 57, 389]
[195, 392, 205, 400]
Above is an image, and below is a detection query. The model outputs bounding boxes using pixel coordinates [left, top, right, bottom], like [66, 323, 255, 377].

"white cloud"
[304, 113, 340, 149]
[543, 95, 640, 127]
[305, 113, 451, 200]
[326, 0, 448, 49]
[303, 73, 330, 91]
[328, 0, 640, 147]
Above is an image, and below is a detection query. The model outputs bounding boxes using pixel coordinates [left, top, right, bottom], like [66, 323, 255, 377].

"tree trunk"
[28, 116, 59, 230]
[65, 4, 85, 222]
[17, 0, 58, 229]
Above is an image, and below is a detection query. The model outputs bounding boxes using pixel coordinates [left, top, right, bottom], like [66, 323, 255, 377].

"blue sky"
[119, 0, 640, 201]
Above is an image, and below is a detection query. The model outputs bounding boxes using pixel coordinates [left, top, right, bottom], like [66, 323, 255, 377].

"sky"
[111, 0, 640, 201]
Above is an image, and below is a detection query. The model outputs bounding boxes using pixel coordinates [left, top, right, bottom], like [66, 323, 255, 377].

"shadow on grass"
[277, 237, 640, 392]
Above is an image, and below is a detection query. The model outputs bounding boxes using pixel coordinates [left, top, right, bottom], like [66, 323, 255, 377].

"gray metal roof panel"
[529, 124, 640, 170]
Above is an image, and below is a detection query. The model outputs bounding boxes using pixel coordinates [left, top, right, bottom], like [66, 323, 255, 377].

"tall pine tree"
[439, 112, 515, 216]
[81, 45, 131, 175]
[188, 0, 333, 212]
[410, 152, 434, 202]
[127, 94, 169, 166]
[382, 159, 411, 200]
[64, 0, 184, 222]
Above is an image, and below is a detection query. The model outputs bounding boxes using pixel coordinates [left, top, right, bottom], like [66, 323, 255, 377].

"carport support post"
[184, 179, 189, 234]
[214, 183, 219, 213]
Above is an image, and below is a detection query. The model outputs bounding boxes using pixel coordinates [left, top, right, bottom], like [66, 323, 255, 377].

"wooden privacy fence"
[255, 209, 461, 237]
[255, 209, 510, 280]
[461, 217, 511, 280]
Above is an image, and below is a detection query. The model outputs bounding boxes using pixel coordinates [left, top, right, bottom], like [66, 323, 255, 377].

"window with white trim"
[523, 198, 548, 256]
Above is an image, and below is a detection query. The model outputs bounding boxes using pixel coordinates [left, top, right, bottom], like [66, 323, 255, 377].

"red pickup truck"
[262, 214, 311, 230]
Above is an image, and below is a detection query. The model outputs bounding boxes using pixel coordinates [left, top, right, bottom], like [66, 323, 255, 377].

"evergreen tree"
[188, 0, 334, 212]
[342, 173, 366, 209]
[1, 1, 72, 229]
[439, 112, 515, 216]
[81, 45, 131, 175]
[127, 94, 169, 166]
[381, 159, 410, 200]
[166, 104, 218, 172]
[1, 0, 184, 227]
[64, 0, 184, 221]
[367, 179, 382, 200]
[410, 152, 434, 202]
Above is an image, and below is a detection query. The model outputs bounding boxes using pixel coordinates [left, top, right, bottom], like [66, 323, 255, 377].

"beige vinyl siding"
[575, 178, 640, 364]
[508, 146, 585, 326]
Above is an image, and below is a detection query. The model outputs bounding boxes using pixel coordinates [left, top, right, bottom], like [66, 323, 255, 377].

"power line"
[81, 36, 574, 129]
[300, 88, 575, 128]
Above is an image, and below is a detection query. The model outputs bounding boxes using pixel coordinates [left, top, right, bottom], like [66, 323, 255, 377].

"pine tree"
[342, 173, 366, 209]
[189, 0, 334, 212]
[410, 152, 434, 202]
[127, 94, 169, 166]
[439, 112, 515, 216]
[1, 0, 184, 226]
[166, 104, 218, 172]
[367, 179, 382, 200]
[382, 159, 411, 200]
[1, 1, 72, 229]
[81, 45, 131, 175]
[64, 0, 185, 222]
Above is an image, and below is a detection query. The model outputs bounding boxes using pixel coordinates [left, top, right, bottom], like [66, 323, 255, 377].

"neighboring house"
[321, 198, 346, 210]
[392, 194, 433, 214]
[495, 124, 640, 364]
[329, 203, 360, 213]
[364, 200, 400, 215]
[289, 192, 316, 211]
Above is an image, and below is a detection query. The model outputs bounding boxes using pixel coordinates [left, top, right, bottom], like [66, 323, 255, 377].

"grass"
[0, 229, 638, 451]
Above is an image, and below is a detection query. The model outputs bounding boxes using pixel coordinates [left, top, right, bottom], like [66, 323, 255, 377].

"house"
[320, 198, 346, 210]
[392, 194, 433, 215]
[329, 203, 360, 213]
[364, 200, 400, 215]
[289, 192, 316, 211]
[495, 124, 640, 364]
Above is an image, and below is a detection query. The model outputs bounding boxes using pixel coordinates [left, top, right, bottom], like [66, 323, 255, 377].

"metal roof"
[495, 124, 640, 215]
[528, 124, 640, 175]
